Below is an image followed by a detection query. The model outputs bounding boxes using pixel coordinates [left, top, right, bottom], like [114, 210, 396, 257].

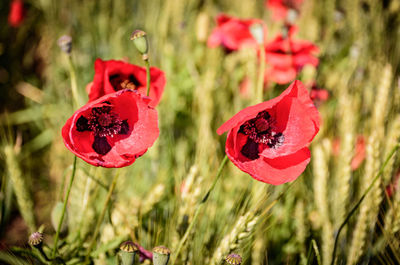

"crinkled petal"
[62, 89, 159, 168]
[88, 59, 165, 107]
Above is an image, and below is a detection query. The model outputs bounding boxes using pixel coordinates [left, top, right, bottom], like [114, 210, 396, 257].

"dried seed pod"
[225, 253, 242, 265]
[28, 232, 43, 247]
[152, 246, 171, 265]
[28, 232, 51, 261]
[119, 241, 138, 265]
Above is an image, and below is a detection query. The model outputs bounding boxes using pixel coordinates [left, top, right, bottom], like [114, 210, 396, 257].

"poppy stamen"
[75, 106, 130, 155]
[240, 110, 285, 155]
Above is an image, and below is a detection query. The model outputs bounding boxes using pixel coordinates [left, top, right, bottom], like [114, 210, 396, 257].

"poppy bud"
[130, 30, 149, 56]
[51, 202, 68, 234]
[250, 23, 264, 45]
[225, 253, 242, 265]
[152, 246, 170, 265]
[119, 241, 138, 265]
[57, 35, 72, 54]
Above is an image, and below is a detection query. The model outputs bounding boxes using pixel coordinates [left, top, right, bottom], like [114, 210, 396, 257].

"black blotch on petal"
[241, 138, 260, 160]
[129, 74, 141, 87]
[76, 116, 90, 132]
[119, 120, 129, 135]
[92, 136, 112, 155]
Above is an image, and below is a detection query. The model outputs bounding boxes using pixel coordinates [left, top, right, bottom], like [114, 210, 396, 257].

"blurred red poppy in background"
[332, 135, 366, 171]
[87, 59, 165, 107]
[208, 14, 267, 51]
[8, 0, 25, 27]
[264, 27, 319, 84]
[217, 80, 320, 185]
[62, 89, 159, 168]
[265, 0, 304, 21]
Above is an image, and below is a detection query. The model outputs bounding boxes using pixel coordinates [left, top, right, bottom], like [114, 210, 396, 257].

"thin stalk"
[330, 143, 400, 265]
[38, 247, 51, 262]
[145, 59, 151, 97]
[52, 156, 77, 260]
[255, 44, 266, 103]
[312, 239, 322, 265]
[66, 55, 82, 107]
[171, 155, 229, 264]
[83, 171, 120, 265]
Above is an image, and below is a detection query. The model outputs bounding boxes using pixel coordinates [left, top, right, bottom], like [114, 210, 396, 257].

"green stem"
[83, 171, 120, 265]
[255, 43, 266, 103]
[171, 155, 229, 264]
[66, 55, 81, 107]
[145, 59, 151, 97]
[330, 143, 400, 265]
[52, 156, 77, 260]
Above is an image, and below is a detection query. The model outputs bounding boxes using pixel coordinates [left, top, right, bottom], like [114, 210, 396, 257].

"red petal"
[217, 80, 319, 135]
[227, 140, 311, 185]
[208, 14, 267, 51]
[62, 89, 159, 168]
[260, 97, 318, 158]
[88, 59, 165, 107]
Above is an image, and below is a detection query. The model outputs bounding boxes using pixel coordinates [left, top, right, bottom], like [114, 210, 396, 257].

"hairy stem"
[83, 171, 120, 264]
[52, 156, 77, 260]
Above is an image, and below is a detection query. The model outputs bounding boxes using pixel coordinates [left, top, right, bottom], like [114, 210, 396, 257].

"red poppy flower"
[332, 135, 366, 171]
[87, 59, 165, 108]
[265, 0, 304, 21]
[62, 89, 159, 168]
[264, 28, 319, 84]
[8, 0, 25, 27]
[310, 83, 329, 102]
[217, 80, 320, 185]
[207, 14, 266, 51]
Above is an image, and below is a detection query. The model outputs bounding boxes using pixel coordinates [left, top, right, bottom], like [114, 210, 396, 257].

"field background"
[1, 0, 400, 264]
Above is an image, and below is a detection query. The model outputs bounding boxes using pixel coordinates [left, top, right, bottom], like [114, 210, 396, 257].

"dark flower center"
[283, 0, 301, 11]
[239, 110, 284, 159]
[75, 104, 129, 155]
[109, 74, 141, 92]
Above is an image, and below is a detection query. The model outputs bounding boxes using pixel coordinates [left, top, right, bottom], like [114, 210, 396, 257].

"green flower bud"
[130, 30, 149, 55]
[152, 246, 171, 265]
[119, 241, 138, 265]
[225, 253, 242, 265]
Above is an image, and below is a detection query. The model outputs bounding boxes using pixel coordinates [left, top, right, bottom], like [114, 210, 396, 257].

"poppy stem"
[171, 155, 229, 264]
[51, 156, 77, 260]
[83, 170, 120, 265]
[255, 43, 266, 103]
[66, 55, 82, 108]
[330, 143, 400, 265]
[144, 57, 151, 97]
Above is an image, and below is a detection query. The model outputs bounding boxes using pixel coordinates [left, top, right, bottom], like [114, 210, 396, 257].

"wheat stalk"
[210, 212, 259, 265]
[4, 145, 36, 233]
[313, 140, 334, 265]
[347, 63, 391, 265]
